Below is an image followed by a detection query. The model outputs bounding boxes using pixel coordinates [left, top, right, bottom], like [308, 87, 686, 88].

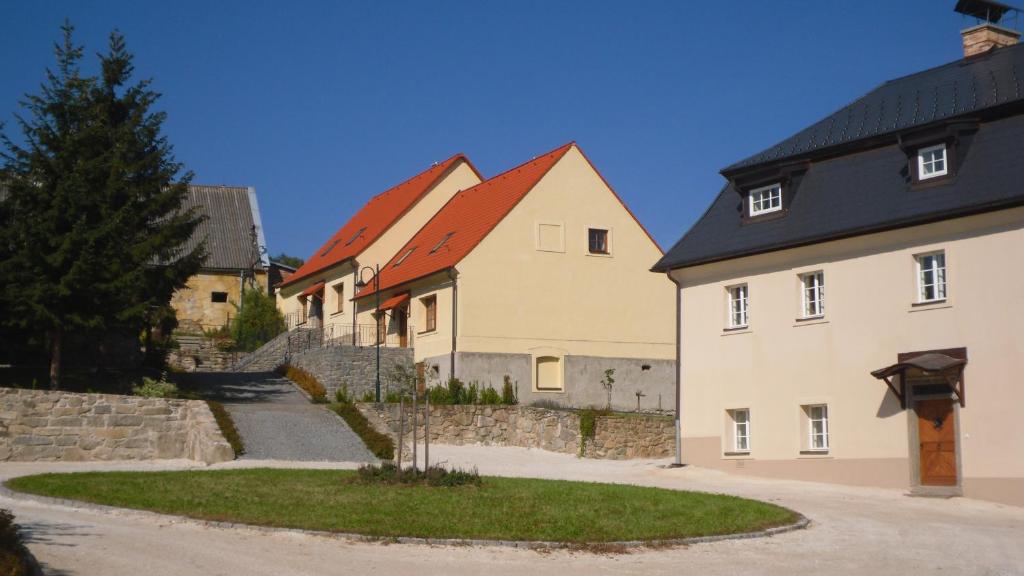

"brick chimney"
[961, 22, 1020, 57]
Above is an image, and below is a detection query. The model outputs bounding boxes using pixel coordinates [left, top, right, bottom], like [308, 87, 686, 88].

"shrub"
[502, 374, 518, 405]
[329, 402, 394, 460]
[359, 389, 375, 403]
[230, 288, 286, 352]
[277, 365, 326, 402]
[132, 373, 179, 398]
[478, 386, 501, 405]
[206, 401, 244, 457]
[464, 381, 479, 405]
[427, 384, 451, 405]
[384, 390, 402, 403]
[446, 377, 465, 404]
[335, 384, 351, 404]
[0, 509, 28, 576]
[355, 462, 481, 487]
[578, 407, 611, 457]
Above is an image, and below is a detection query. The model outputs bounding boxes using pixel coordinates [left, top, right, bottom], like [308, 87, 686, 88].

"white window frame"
[807, 405, 829, 451]
[800, 271, 825, 318]
[732, 409, 750, 452]
[748, 183, 783, 216]
[915, 250, 947, 303]
[917, 144, 948, 180]
[727, 284, 749, 328]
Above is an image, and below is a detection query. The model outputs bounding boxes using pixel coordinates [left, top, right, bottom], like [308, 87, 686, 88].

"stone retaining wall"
[289, 346, 414, 399]
[357, 403, 674, 460]
[0, 388, 234, 464]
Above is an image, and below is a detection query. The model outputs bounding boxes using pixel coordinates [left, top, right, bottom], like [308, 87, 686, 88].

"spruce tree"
[0, 23, 205, 388]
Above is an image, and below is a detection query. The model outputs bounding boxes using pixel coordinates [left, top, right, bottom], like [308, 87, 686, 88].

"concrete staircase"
[230, 328, 320, 372]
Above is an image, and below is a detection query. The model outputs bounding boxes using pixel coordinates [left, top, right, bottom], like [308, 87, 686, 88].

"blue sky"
[0, 1, 977, 260]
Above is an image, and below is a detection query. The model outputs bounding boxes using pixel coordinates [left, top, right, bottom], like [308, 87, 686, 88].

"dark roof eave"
[653, 197, 1024, 273]
[351, 266, 454, 302]
[278, 256, 355, 288]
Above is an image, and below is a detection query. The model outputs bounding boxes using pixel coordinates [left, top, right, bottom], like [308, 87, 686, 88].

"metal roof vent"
[956, 0, 1021, 57]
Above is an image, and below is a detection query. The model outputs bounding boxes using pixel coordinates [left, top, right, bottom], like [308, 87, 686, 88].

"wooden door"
[917, 398, 957, 486]
[397, 306, 408, 347]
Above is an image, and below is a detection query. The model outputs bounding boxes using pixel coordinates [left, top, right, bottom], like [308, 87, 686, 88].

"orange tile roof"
[282, 154, 481, 287]
[355, 142, 575, 298]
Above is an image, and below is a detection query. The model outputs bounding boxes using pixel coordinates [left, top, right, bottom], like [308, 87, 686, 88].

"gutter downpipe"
[351, 263, 358, 346]
[667, 271, 685, 467]
[447, 268, 457, 381]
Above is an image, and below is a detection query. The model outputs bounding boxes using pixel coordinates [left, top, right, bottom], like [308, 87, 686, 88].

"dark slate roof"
[654, 112, 1024, 271]
[722, 42, 1024, 174]
[654, 43, 1024, 272]
[182, 185, 269, 271]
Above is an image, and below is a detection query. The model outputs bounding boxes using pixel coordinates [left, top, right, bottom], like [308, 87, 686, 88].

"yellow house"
[170, 185, 269, 331]
[276, 154, 482, 341]
[354, 142, 675, 410]
[652, 19, 1024, 506]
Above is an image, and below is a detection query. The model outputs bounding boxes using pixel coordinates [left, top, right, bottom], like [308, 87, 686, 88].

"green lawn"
[5, 469, 797, 543]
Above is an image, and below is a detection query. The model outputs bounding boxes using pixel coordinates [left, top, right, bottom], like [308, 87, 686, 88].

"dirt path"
[2, 446, 1022, 575]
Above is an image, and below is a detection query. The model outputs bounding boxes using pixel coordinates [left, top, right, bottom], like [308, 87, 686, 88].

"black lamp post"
[355, 264, 381, 402]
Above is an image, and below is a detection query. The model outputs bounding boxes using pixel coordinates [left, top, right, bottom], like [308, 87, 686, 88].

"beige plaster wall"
[670, 207, 1024, 494]
[172, 270, 267, 330]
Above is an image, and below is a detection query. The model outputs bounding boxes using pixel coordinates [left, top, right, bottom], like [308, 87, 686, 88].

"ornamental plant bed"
[5, 469, 798, 544]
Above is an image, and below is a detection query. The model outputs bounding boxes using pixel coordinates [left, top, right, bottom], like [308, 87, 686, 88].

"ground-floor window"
[802, 404, 829, 452]
[727, 409, 750, 453]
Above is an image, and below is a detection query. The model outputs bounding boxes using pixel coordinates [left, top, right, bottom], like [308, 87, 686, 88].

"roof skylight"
[430, 232, 455, 254]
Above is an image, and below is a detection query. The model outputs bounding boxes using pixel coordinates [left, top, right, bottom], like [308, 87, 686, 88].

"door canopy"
[870, 348, 967, 409]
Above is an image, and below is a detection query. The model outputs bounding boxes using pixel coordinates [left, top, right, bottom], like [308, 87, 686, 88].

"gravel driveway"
[193, 372, 376, 462]
[2, 446, 1022, 575]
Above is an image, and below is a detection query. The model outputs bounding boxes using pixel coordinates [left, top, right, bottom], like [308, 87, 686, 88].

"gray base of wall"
[419, 352, 674, 412]
[288, 345, 414, 400]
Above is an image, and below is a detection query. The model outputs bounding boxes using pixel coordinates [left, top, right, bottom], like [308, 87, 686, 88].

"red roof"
[355, 142, 574, 298]
[282, 154, 481, 287]
[378, 292, 411, 311]
[299, 281, 325, 299]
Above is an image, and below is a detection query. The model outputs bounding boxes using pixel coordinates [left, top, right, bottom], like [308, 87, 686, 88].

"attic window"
[430, 232, 454, 254]
[749, 184, 782, 216]
[393, 247, 416, 267]
[344, 227, 366, 246]
[320, 239, 341, 257]
[917, 144, 948, 180]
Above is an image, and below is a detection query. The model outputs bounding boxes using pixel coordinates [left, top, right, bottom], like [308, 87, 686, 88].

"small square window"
[211, 291, 228, 303]
[749, 183, 782, 216]
[727, 284, 748, 328]
[800, 271, 825, 318]
[915, 251, 947, 303]
[917, 144, 948, 180]
[588, 228, 609, 254]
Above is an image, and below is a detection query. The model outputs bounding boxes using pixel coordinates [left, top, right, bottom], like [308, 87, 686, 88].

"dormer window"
[749, 183, 782, 216]
[917, 144, 948, 180]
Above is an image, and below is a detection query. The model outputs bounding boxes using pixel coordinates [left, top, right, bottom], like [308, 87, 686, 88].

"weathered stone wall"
[357, 403, 674, 460]
[289, 345, 414, 399]
[0, 388, 233, 463]
[167, 334, 245, 372]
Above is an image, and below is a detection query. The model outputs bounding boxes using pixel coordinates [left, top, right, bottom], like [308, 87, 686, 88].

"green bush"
[355, 462, 481, 487]
[334, 384, 351, 404]
[478, 386, 501, 405]
[423, 377, 515, 406]
[578, 407, 611, 456]
[329, 403, 394, 460]
[132, 373, 179, 398]
[230, 288, 286, 352]
[446, 377, 465, 404]
[464, 381, 479, 405]
[277, 365, 326, 402]
[0, 509, 28, 576]
[207, 401, 244, 457]
[502, 374, 518, 405]
[360, 389, 376, 403]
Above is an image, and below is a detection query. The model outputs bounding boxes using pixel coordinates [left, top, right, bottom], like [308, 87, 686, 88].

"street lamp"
[355, 264, 381, 402]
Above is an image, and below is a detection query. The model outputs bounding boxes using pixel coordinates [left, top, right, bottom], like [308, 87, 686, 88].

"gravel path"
[2, 447, 1023, 575]
[196, 372, 376, 462]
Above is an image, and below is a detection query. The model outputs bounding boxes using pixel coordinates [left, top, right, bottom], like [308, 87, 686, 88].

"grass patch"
[328, 403, 394, 460]
[5, 469, 797, 543]
[0, 509, 30, 576]
[206, 400, 244, 457]
[276, 365, 326, 402]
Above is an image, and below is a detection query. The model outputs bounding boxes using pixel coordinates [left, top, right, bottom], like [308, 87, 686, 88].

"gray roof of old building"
[183, 185, 269, 272]
[654, 43, 1024, 272]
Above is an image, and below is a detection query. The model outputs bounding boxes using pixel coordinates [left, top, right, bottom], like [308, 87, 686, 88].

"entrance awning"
[378, 292, 410, 311]
[870, 348, 967, 409]
[298, 281, 325, 300]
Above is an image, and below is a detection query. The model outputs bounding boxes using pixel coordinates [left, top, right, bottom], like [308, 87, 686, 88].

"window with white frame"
[806, 404, 829, 451]
[731, 409, 750, 452]
[749, 183, 782, 216]
[727, 284, 749, 328]
[800, 271, 825, 318]
[917, 144, 948, 180]
[916, 251, 947, 302]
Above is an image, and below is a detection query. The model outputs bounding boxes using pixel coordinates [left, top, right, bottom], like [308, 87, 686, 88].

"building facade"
[355, 143, 675, 411]
[653, 20, 1024, 506]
